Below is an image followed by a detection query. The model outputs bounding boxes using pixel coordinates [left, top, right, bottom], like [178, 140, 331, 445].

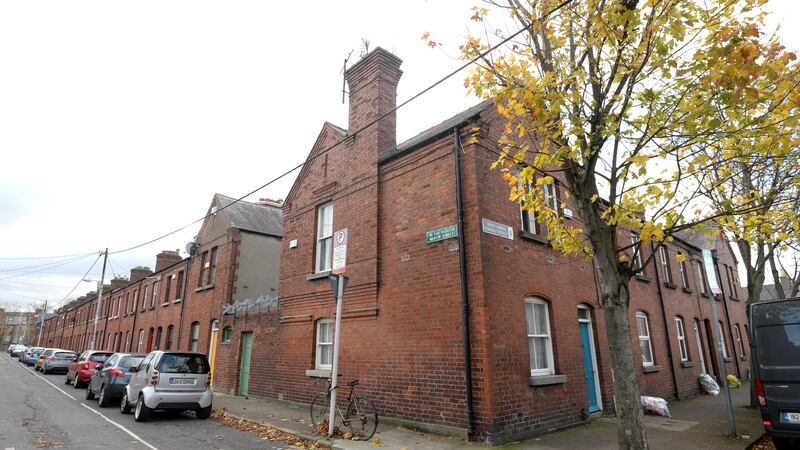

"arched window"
[222, 326, 233, 342]
[137, 329, 144, 353]
[315, 319, 333, 370]
[190, 321, 200, 352]
[165, 325, 174, 350]
[155, 327, 163, 350]
[525, 297, 554, 376]
[636, 311, 654, 366]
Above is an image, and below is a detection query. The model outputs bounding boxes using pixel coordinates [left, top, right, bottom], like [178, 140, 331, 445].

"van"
[750, 297, 800, 449]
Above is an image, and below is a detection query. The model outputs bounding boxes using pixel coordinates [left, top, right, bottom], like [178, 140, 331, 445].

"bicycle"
[309, 377, 378, 441]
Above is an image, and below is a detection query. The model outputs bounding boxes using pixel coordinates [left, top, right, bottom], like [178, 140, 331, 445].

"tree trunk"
[769, 254, 785, 299]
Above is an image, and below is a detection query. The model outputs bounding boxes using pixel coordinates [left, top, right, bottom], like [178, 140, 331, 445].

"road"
[0, 353, 292, 450]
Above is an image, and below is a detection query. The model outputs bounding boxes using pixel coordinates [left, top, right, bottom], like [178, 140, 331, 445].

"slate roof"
[378, 101, 491, 164]
[214, 194, 283, 237]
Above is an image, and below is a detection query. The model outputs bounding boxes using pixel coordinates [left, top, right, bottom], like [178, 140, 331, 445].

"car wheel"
[85, 384, 95, 400]
[120, 392, 132, 414]
[134, 394, 150, 422]
[98, 385, 109, 407]
[773, 437, 795, 450]
[196, 405, 212, 420]
[73, 379, 83, 389]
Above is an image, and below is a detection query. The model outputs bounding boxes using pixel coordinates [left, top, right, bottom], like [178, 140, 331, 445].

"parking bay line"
[15, 364, 159, 450]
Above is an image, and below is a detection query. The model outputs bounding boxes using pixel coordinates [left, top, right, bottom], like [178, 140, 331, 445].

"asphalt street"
[0, 353, 292, 450]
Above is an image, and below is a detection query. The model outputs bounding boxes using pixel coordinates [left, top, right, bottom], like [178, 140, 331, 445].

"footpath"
[213, 382, 762, 450]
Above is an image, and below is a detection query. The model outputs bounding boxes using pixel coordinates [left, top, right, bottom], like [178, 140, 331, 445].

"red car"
[65, 350, 113, 388]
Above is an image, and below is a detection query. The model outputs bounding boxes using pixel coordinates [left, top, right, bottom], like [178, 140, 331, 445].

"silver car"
[41, 350, 76, 375]
[120, 351, 212, 422]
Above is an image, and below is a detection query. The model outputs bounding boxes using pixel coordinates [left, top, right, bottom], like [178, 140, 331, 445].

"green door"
[238, 332, 253, 396]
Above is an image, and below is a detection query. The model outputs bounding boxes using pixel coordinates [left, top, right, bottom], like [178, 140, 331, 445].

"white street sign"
[332, 228, 348, 274]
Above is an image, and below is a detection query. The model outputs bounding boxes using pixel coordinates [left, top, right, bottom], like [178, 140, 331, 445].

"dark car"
[86, 353, 145, 407]
[65, 350, 113, 388]
[751, 297, 800, 449]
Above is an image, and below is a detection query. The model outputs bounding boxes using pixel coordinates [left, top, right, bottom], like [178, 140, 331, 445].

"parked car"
[121, 351, 212, 422]
[751, 297, 800, 450]
[87, 353, 145, 407]
[66, 350, 113, 388]
[23, 347, 45, 366]
[41, 350, 76, 375]
[9, 344, 27, 357]
[36, 348, 58, 371]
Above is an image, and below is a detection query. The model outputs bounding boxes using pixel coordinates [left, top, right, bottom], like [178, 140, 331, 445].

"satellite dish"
[185, 241, 198, 256]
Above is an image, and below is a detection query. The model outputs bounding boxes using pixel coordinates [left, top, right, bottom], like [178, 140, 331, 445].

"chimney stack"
[110, 276, 129, 291]
[155, 250, 182, 272]
[345, 47, 403, 153]
[256, 198, 284, 208]
[130, 266, 153, 283]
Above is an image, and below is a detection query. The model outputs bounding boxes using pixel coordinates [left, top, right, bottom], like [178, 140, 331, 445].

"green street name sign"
[426, 224, 458, 244]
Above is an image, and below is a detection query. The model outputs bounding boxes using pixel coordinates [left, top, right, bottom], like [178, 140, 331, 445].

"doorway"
[238, 332, 253, 397]
[693, 319, 707, 374]
[578, 305, 602, 413]
[208, 320, 219, 386]
[703, 319, 720, 380]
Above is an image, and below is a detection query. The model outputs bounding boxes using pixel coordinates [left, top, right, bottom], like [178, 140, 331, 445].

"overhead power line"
[0, 251, 97, 261]
[0, 253, 96, 282]
[108, 1, 573, 257]
[49, 254, 103, 311]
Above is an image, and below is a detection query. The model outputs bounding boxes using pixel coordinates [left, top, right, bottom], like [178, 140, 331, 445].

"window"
[190, 322, 200, 352]
[222, 326, 233, 342]
[137, 329, 144, 353]
[124, 293, 130, 314]
[543, 182, 558, 215]
[142, 286, 150, 311]
[675, 317, 688, 362]
[151, 281, 159, 308]
[165, 276, 172, 303]
[131, 291, 136, 314]
[694, 261, 708, 295]
[630, 234, 643, 272]
[727, 266, 739, 298]
[199, 251, 209, 287]
[521, 206, 537, 234]
[658, 246, 672, 284]
[677, 253, 689, 289]
[125, 331, 130, 352]
[165, 325, 174, 350]
[735, 324, 746, 358]
[209, 247, 218, 285]
[315, 203, 334, 272]
[315, 319, 333, 370]
[525, 297, 555, 376]
[636, 312, 654, 366]
[175, 271, 184, 300]
[718, 321, 729, 358]
[155, 327, 163, 350]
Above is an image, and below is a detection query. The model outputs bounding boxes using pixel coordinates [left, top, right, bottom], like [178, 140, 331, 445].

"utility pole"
[89, 248, 108, 350]
[36, 300, 47, 347]
[328, 274, 346, 437]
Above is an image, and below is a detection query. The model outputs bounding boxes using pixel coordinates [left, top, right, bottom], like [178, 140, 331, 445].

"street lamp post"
[86, 249, 108, 350]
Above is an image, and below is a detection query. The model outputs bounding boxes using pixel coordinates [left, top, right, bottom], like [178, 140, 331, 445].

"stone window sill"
[739, 355, 748, 361]
[724, 357, 733, 363]
[636, 275, 652, 283]
[195, 284, 215, 292]
[642, 365, 661, 373]
[519, 230, 550, 246]
[306, 369, 332, 378]
[680, 361, 694, 368]
[664, 282, 677, 289]
[528, 374, 567, 386]
[161, 302, 169, 307]
[306, 271, 331, 281]
[701, 292, 710, 298]
[682, 287, 693, 294]
[173, 299, 182, 304]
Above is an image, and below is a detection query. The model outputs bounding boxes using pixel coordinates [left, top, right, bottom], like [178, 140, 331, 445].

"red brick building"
[211, 48, 749, 444]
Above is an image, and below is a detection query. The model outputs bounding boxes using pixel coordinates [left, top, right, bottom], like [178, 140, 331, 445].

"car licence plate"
[169, 378, 196, 385]
[782, 412, 800, 424]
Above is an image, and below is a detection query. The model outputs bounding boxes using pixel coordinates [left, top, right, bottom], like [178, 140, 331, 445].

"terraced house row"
[39, 48, 749, 444]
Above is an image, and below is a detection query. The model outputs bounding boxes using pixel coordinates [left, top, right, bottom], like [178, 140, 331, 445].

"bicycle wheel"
[310, 392, 331, 432]
[346, 396, 378, 441]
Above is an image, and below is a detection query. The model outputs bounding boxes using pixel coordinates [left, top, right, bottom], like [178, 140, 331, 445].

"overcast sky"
[1, 1, 798, 310]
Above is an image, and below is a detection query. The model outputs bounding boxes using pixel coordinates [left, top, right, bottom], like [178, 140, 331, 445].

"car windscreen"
[756, 323, 800, 368]
[156, 354, 209, 374]
[119, 356, 144, 370]
[89, 353, 112, 363]
[55, 352, 75, 359]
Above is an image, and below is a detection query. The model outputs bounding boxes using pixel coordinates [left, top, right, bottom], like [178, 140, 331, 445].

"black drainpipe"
[713, 255, 741, 379]
[650, 241, 680, 400]
[454, 126, 476, 438]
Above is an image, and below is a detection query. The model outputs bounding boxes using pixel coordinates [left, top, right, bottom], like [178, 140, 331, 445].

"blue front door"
[580, 321, 600, 412]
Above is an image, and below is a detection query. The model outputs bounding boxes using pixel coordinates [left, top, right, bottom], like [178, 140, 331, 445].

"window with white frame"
[718, 321, 729, 358]
[520, 179, 537, 234]
[735, 324, 746, 357]
[677, 253, 689, 289]
[543, 182, 558, 215]
[190, 322, 200, 352]
[695, 261, 709, 295]
[315, 319, 333, 370]
[630, 234, 643, 271]
[675, 317, 688, 362]
[525, 297, 555, 376]
[659, 246, 672, 284]
[151, 281, 159, 308]
[636, 311, 654, 366]
[209, 247, 218, 285]
[315, 203, 334, 273]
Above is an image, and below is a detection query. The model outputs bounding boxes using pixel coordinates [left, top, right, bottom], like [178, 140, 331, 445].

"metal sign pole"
[328, 274, 345, 436]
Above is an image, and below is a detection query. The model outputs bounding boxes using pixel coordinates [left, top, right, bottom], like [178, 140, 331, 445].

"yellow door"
[208, 321, 219, 385]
